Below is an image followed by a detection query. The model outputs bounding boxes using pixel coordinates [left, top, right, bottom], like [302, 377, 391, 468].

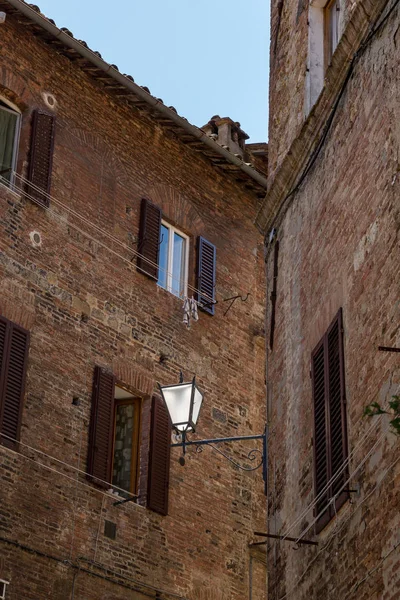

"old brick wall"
[269, 0, 363, 181]
[0, 10, 267, 600]
[264, 2, 400, 599]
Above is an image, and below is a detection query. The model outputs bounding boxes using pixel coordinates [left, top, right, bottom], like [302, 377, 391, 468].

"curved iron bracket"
[196, 443, 264, 472]
[171, 427, 268, 483]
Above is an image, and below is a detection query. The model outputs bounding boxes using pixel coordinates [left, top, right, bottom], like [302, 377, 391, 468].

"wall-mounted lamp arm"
[171, 428, 268, 482]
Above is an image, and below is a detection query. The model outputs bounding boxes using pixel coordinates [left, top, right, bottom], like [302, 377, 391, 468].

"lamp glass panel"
[162, 383, 194, 431]
[191, 386, 204, 426]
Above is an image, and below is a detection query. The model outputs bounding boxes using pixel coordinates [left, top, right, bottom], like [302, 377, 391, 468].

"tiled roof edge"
[4, 0, 268, 192]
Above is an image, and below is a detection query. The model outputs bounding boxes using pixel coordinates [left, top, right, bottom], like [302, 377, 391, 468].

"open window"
[88, 367, 171, 514]
[325, 0, 340, 65]
[0, 97, 21, 185]
[112, 385, 141, 496]
[157, 221, 189, 298]
[305, 0, 341, 114]
[137, 198, 216, 312]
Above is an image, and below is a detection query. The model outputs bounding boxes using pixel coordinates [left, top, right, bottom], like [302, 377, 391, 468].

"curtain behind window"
[0, 106, 18, 182]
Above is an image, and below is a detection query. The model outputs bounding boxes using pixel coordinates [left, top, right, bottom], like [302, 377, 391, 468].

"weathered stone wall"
[264, 2, 400, 599]
[0, 10, 267, 600]
[269, 0, 369, 180]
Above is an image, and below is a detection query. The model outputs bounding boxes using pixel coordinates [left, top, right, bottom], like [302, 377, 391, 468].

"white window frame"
[158, 220, 189, 298]
[0, 580, 9, 600]
[0, 95, 21, 187]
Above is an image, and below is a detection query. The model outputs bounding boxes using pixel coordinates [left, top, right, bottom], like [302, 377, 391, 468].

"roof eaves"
[3, 0, 268, 195]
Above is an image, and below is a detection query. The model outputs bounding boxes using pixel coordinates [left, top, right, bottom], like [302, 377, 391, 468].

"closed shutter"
[147, 395, 171, 515]
[327, 309, 349, 512]
[196, 236, 216, 315]
[312, 309, 348, 533]
[27, 110, 56, 207]
[0, 316, 30, 450]
[312, 341, 330, 532]
[87, 366, 115, 486]
[269, 240, 280, 350]
[137, 198, 161, 280]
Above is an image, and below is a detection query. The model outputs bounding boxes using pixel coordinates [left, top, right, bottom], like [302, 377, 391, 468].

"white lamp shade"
[160, 380, 204, 432]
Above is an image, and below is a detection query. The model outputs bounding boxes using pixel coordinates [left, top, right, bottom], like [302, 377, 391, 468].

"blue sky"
[35, 0, 270, 142]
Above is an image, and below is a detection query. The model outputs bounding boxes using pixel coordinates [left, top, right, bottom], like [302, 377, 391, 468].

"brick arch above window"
[60, 126, 131, 188]
[147, 184, 205, 236]
[0, 68, 32, 112]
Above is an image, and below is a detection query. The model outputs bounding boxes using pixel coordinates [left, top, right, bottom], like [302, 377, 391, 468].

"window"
[311, 309, 349, 532]
[325, 0, 340, 65]
[0, 580, 9, 600]
[306, 0, 341, 114]
[137, 198, 216, 313]
[157, 221, 189, 298]
[88, 367, 172, 515]
[112, 385, 141, 496]
[0, 98, 21, 185]
[0, 315, 30, 449]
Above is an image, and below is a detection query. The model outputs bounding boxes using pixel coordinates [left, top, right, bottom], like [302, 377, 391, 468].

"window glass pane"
[172, 232, 185, 297]
[112, 402, 135, 493]
[157, 224, 169, 290]
[0, 107, 18, 183]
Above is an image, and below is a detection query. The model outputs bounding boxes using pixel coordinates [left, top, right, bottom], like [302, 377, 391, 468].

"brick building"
[257, 0, 400, 599]
[0, 2, 269, 598]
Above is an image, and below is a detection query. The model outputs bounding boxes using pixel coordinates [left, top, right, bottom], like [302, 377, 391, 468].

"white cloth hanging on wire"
[183, 296, 199, 328]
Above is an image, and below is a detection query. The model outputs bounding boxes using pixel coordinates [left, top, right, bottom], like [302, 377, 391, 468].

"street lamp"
[159, 373, 268, 484]
[158, 374, 204, 434]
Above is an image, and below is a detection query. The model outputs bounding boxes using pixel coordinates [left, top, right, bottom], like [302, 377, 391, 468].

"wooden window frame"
[111, 392, 142, 496]
[158, 220, 189, 298]
[312, 308, 349, 533]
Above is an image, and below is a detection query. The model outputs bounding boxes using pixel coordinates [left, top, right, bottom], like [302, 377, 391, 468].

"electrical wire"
[275, 453, 400, 599]
[1, 172, 219, 306]
[343, 541, 400, 599]
[280, 402, 392, 541]
[294, 424, 393, 544]
[0, 431, 138, 502]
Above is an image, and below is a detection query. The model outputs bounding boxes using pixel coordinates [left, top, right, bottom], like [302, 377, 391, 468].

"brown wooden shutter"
[327, 309, 349, 512]
[269, 240, 279, 350]
[312, 309, 348, 533]
[27, 110, 56, 207]
[137, 198, 161, 280]
[196, 236, 216, 315]
[312, 340, 331, 532]
[87, 366, 115, 486]
[147, 395, 171, 515]
[0, 316, 29, 450]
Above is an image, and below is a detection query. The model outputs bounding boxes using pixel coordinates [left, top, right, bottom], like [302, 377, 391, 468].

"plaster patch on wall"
[353, 219, 379, 271]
